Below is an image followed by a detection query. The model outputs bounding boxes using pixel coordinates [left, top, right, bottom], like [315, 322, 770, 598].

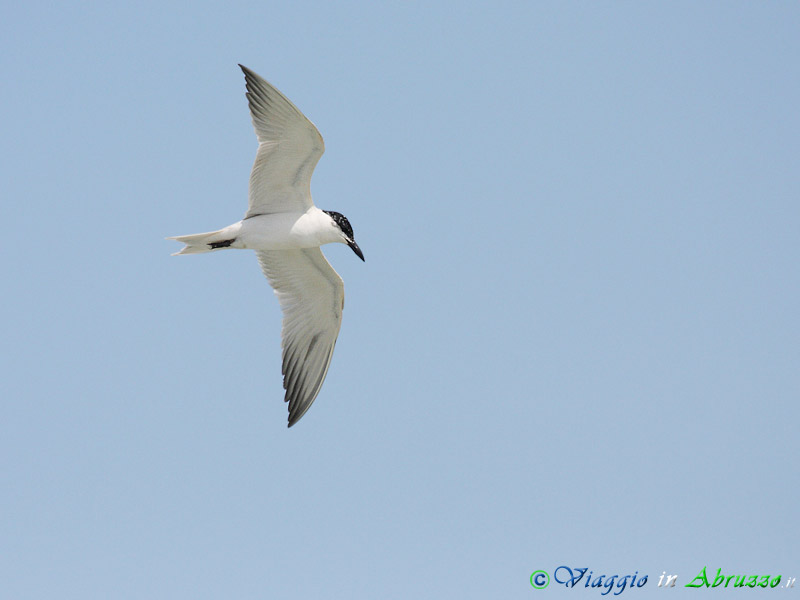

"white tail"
[167, 229, 232, 255]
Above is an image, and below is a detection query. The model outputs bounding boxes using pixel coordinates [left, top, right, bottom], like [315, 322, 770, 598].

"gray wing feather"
[240, 65, 325, 217]
[256, 248, 344, 427]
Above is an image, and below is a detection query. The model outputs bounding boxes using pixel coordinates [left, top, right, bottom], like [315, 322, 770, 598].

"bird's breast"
[236, 210, 337, 250]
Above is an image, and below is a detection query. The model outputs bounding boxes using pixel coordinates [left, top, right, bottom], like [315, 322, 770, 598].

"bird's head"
[324, 210, 364, 261]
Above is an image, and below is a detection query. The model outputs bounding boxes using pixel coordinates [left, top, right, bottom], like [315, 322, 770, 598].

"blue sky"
[2, 1, 798, 598]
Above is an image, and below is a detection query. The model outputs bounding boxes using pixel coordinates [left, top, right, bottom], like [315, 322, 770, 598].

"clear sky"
[2, 1, 798, 598]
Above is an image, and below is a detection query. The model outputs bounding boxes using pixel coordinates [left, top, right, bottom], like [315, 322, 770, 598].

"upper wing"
[256, 248, 345, 427]
[240, 65, 325, 217]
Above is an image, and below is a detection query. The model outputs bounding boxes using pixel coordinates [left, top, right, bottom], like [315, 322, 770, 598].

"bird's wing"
[256, 248, 345, 427]
[240, 64, 325, 218]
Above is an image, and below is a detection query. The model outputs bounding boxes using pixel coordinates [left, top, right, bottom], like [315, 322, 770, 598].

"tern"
[169, 65, 364, 427]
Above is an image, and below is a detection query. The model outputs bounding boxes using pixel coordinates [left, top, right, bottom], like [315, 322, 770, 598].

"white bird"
[169, 65, 364, 427]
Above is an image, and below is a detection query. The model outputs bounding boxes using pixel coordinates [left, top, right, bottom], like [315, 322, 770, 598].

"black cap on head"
[324, 210, 364, 261]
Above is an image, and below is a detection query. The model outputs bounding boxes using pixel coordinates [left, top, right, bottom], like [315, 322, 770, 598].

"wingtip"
[287, 407, 307, 428]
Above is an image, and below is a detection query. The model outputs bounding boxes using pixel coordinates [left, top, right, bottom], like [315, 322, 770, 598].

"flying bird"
[169, 65, 364, 427]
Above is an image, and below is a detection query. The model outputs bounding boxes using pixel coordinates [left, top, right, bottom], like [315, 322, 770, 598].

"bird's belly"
[235, 212, 331, 250]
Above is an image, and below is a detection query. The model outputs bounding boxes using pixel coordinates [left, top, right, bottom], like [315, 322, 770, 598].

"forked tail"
[167, 229, 235, 255]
